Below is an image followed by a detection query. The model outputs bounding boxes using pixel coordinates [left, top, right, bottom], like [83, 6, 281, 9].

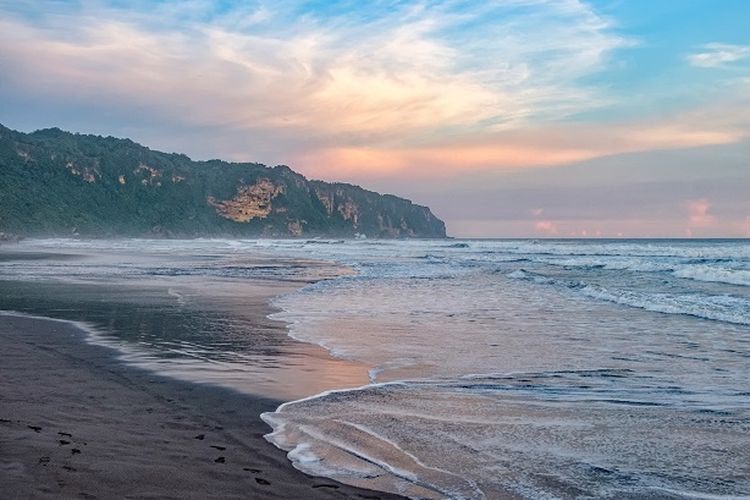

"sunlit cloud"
[415, 140, 750, 238]
[687, 43, 750, 68]
[449, 218, 712, 239]
[686, 199, 714, 227]
[2, 1, 747, 184]
[685, 198, 716, 228]
[291, 101, 750, 180]
[1, 1, 748, 238]
[534, 220, 558, 235]
[0, 0, 632, 163]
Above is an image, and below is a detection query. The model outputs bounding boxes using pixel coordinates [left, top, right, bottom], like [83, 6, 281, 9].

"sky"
[0, 0, 748, 237]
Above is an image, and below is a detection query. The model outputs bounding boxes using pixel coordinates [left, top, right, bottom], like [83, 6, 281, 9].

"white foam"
[579, 285, 750, 325]
[651, 487, 750, 500]
[261, 375, 750, 499]
[673, 264, 750, 287]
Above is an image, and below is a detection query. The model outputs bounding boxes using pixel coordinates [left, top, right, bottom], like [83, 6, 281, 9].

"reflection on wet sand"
[0, 249, 369, 401]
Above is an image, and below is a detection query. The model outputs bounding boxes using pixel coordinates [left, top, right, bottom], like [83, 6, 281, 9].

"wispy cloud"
[0, 0, 632, 164]
[291, 97, 750, 180]
[2, 1, 749, 240]
[687, 43, 750, 68]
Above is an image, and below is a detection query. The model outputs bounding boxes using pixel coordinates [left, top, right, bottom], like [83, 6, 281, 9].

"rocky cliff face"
[0, 124, 446, 238]
[207, 179, 285, 223]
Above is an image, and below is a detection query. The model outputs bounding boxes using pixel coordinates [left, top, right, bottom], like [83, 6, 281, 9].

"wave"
[508, 269, 750, 325]
[506, 269, 554, 284]
[672, 265, 750, 287]
[262, 381, 486, 500]
[580, 285, 750, 326]
[517, 255, 750, 287]
[304, 239, 346, 245]
[262, 371, 750, 499]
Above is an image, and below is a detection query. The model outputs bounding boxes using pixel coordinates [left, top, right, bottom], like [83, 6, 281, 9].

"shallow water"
[0, 240, 369, 400]
[2, 238, 749, 498]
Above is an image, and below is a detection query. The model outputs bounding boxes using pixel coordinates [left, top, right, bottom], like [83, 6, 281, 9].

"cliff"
[0, 124, 446, 238]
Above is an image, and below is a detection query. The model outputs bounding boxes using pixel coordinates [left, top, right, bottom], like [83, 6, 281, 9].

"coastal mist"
[3, 239, 749, 499]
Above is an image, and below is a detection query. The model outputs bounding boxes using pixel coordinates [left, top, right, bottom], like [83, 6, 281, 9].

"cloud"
[534, 220, 558, 235]
[0, 0, 632, 165]
[685, 198, 716, 227]
[687, 43, 750, 68]
[406, 141, 750, 238]
[290, 99, 750, 180]
[1, 2, 748, 241]
[4, 1, 747, 186]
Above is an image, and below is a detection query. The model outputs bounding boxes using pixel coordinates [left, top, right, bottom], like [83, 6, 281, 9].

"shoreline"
[0, 312, 402, 499]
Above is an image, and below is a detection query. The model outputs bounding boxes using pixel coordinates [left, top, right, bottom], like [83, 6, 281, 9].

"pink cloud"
[446, 217, 744, 238]
[1, 5, 748, 184]
[534, 220, 558, 235]
[685, 198, 716, 227]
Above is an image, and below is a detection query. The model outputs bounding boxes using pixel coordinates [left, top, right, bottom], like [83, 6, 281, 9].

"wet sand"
[0, 313, 401, 499]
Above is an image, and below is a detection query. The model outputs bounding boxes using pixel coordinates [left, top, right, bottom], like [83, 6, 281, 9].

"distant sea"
[2, 238, 749, 499]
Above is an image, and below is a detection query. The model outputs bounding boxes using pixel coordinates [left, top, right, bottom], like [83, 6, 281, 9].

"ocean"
[1, 238, 748, 499]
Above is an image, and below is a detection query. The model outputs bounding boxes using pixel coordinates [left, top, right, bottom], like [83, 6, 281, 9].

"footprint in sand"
[313, 484, 340, 490]
[243, 467, 262, 474]
[59, 440, 71, 446]
[214, 456, 225, 463]
[58, 432, 72, 438]
[255, 478, 270, 486]
[210, 445, 226, 451]
[27, 425, 42, 433]
[194, 434, 205, 440]
[71, 449, 81, 455]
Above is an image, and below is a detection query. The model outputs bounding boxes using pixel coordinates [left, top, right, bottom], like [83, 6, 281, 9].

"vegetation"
[0, 124, 446, 238]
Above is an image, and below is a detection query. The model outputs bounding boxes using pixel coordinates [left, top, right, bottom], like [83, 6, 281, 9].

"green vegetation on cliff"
[0, 124, 446, 238]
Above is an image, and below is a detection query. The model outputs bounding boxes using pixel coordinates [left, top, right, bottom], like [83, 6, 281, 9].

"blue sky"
[0, 0, 748, 236]
[581, 0, 750, 116]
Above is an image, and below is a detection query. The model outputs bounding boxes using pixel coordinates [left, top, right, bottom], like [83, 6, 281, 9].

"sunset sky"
[1, 0, 749, 237]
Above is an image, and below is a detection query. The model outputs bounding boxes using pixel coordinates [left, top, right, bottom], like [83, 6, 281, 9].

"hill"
[0, 124, 446, 238]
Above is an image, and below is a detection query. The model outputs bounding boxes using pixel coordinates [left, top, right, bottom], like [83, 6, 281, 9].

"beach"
[1, 238, 748, 499]
[0, 312, 401, 499]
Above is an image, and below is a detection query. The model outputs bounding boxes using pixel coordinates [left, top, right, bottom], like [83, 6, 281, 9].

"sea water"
[259, 239, 750, 499]
[1, 238, 748, 498]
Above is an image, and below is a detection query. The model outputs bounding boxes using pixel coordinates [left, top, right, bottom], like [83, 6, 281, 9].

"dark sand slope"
[0, 315, 402, 499]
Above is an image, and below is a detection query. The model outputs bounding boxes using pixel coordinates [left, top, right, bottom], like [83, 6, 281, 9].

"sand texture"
[0, 314, 402, 499]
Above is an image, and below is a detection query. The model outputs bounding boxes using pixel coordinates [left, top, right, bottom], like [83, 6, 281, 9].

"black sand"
[0, 314, 402, 499]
